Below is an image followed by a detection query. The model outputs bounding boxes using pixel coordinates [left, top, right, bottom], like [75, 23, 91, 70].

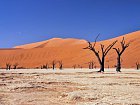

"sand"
[0, 68, 140, 105]
[0, 31, 140, 68]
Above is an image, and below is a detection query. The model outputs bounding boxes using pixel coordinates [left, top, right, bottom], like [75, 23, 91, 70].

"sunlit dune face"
[0, 31, 140, 68]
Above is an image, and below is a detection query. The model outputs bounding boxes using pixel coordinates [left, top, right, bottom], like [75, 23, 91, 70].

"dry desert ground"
[0, 69, 140, 105]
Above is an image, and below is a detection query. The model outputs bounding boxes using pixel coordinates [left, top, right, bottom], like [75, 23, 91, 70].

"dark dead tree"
[58, 61, 63, 70]
[113, 37, 130, 72]
[84, 35, 117, 72]
[42, 63, 48, 69]
[136, 62, 139, 70]
[87, 62, 91, 69]
[77, 64, 83, 69]
[41, 65, 43, 69]
[45, 63, 48, 69]
[88, 63, 91, 69]
[42, 65, 46, 69]
[6, 63, 9, 70]
[52, 60, 57, 70]
[6, 63, 11, 70]
[72, 64, 76, 69]
[35, 67, 39, 69]
[88, 61, 94, 69]
[8, 64, 11, 70]
[106, 60, 110, 69]
[90, 61, 94, 69]
[13, 63, 18, 69]
[108, 65, 109, 69]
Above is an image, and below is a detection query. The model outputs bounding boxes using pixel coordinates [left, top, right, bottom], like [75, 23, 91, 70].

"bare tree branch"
[84, 34, 117, 72]
[113, 37, 130, 72]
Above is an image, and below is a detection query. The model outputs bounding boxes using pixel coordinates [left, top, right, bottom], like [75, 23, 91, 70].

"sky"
[0, 0, 140, 48]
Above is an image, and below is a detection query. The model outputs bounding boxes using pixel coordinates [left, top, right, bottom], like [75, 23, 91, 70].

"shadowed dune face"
[0, 31, 140, 68]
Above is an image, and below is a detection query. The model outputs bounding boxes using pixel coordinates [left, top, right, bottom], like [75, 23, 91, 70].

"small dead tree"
[58, 61, 63, 70]
[42, 63, 48, 69]
[88, 63, 91, 69]
[72, 64, 76, 69]
[13, 63, 18, 69]
[6, 63, 8, 70]
[84, 35, 117, 72]
[78, 65, 81, 69]
[8, 64, 11, 70]
[52, 60, 57, 70]
[87, 61, 94, 69]
[77, 65, 82, 69]
[108, 65, 110, 69]
[106, 60, 110, 69]
[113, 37, 130, 72]
[6, 63, 11, 70]
[42, 65, 46, 69]
[41, 66, 43, 69]
[90, 61, 94, 69]
[136, 62, 140, 70]
[45, 63, 48, 69]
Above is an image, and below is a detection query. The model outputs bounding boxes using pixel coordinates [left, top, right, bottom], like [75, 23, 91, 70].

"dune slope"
[0, 31, 140, 68]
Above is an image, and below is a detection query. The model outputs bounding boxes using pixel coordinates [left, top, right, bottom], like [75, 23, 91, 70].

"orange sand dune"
[14, 38, 87, 49]
[0, 31, 140, 69]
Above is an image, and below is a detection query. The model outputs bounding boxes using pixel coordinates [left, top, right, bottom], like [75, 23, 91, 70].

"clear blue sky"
[0, 0, 140, 48]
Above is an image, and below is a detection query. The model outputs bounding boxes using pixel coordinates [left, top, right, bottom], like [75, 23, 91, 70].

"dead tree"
[78, 65, 82, 69]
[88, 63, 91, 69]
[88, 61, 94, 69]
[113, 37, 130, 72]
[87, 62, 91, 69]
[6, 63, 11, 70]
[45, 63, 48, 69]
[58, 61, 63, 70]
[84, 35, 117, 72]
[90, 61, 94, 69]
[136, 62, 139, 70]
[42, 65, 46, 69]
[106, 60, 110, 69]
[52, 60, 57, 70]
[72, 64, 76, 69]
[41, 66, 43, 69]
[42, 63, 48, 69]
[6, 63, 9, 70]
[108, 65, 110, 69]
[13, 63, 18, 69]
[9, 64, 11, 70]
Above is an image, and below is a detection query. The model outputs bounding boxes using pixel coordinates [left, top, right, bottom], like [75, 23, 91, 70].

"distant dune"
[14, 38, 87, 49]
[0, 31, 140, 68]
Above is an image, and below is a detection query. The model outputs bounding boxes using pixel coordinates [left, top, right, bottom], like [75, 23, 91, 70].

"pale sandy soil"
[0, 69, 140, 105]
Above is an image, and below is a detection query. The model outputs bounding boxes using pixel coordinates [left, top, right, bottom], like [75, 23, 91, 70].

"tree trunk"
[89, 64, 91, 69]
[99, 58, 104, 72]
[52, 65, 55, 70]
[60, 65, 62, 70]
[91, 63, 94, 69]
[116, 56, 121, 72]
[136, 64, 139, 70]
[137, 66, 139, 70]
